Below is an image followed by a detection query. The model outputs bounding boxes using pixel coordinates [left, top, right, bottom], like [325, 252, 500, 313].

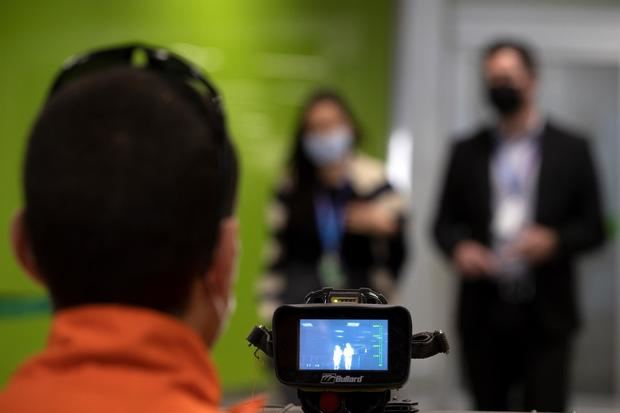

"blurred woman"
[259, 90, 408, 320]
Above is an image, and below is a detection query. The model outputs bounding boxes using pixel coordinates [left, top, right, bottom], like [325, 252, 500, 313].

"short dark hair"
[24, 67, 237, 314]
[483, 39, 538, 77]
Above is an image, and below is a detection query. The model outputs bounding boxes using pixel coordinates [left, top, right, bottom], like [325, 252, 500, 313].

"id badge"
[493, 196, 528, 240]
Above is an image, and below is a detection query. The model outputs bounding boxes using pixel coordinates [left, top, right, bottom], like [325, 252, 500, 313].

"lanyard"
[314, 192, 346, 253]
[493, 139, 540, 197]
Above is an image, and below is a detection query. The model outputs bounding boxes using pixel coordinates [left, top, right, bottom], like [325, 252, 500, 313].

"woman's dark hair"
[289, 90, 362, 189]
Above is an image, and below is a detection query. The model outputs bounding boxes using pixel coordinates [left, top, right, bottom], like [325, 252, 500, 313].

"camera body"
[272, 304, 412, 390]
[247, 288, 448, 413]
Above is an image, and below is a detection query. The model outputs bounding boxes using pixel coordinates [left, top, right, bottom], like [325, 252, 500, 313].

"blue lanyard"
[493, 124, 543, 196]
[314, 192, 346, 253]
[494, 139, 540, 196]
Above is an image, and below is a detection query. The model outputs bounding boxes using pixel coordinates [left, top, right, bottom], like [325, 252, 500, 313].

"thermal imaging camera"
[271, 303, 412, 389]
[247, 288, 448, 413]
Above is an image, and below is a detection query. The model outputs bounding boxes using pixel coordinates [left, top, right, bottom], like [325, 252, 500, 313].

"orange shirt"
[0, 305, 264, 413]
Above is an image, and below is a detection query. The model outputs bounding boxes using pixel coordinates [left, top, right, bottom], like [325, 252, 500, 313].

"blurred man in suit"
[433, 40, 606, 412]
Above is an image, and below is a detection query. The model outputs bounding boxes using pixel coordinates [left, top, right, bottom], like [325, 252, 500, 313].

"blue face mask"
[303, 128, 353, 166]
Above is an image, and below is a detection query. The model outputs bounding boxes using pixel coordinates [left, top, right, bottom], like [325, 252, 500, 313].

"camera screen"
[299, 319, 388, 371]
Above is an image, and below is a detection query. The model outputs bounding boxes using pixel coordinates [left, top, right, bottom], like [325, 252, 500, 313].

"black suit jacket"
[433, 121, 606, 336]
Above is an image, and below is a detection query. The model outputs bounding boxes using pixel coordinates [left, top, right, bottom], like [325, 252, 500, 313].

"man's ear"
[204, 217, 239, 293]
[10, 209, 45, 285]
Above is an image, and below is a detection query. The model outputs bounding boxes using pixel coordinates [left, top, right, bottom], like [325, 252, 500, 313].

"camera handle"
[247, 326, 449, 362]
[249, 287, 449, 359]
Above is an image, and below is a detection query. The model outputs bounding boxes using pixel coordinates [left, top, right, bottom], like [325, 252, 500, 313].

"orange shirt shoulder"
[0, 305, 264, 413]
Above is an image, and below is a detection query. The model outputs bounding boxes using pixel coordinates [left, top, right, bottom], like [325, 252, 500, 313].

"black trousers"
[461, 299, 572, 412]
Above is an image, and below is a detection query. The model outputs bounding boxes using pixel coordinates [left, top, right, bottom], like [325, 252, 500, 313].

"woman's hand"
[345, 201, 398, 236]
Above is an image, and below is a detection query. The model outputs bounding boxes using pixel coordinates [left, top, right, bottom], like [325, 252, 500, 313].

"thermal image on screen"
[299, 319, 388, 371]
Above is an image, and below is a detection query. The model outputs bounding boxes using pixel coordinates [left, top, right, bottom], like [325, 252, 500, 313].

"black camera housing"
[272, 304, 412, 390]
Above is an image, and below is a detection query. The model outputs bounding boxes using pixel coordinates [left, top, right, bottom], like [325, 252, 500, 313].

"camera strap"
[411, 331, 449, 359]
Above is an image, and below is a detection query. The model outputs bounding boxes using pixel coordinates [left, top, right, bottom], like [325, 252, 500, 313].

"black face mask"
[487, 85, 523, 117]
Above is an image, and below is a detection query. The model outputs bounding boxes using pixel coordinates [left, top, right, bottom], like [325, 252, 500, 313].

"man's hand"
[514, 225, 558, 264]
[453, 240, 497, 278]
[345, 202, 398, 236]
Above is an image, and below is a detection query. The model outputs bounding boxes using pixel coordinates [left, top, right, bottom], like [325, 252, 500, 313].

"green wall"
[0, 0, 394, 391]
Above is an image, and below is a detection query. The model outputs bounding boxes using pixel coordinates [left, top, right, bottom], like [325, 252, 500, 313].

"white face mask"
[210, 289, 236, 339]
[303, 127, 353, 166]
[208, 239, 239, 341]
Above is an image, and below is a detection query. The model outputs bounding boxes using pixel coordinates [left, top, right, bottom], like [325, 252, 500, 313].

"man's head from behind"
[11, 64, 238, 347]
